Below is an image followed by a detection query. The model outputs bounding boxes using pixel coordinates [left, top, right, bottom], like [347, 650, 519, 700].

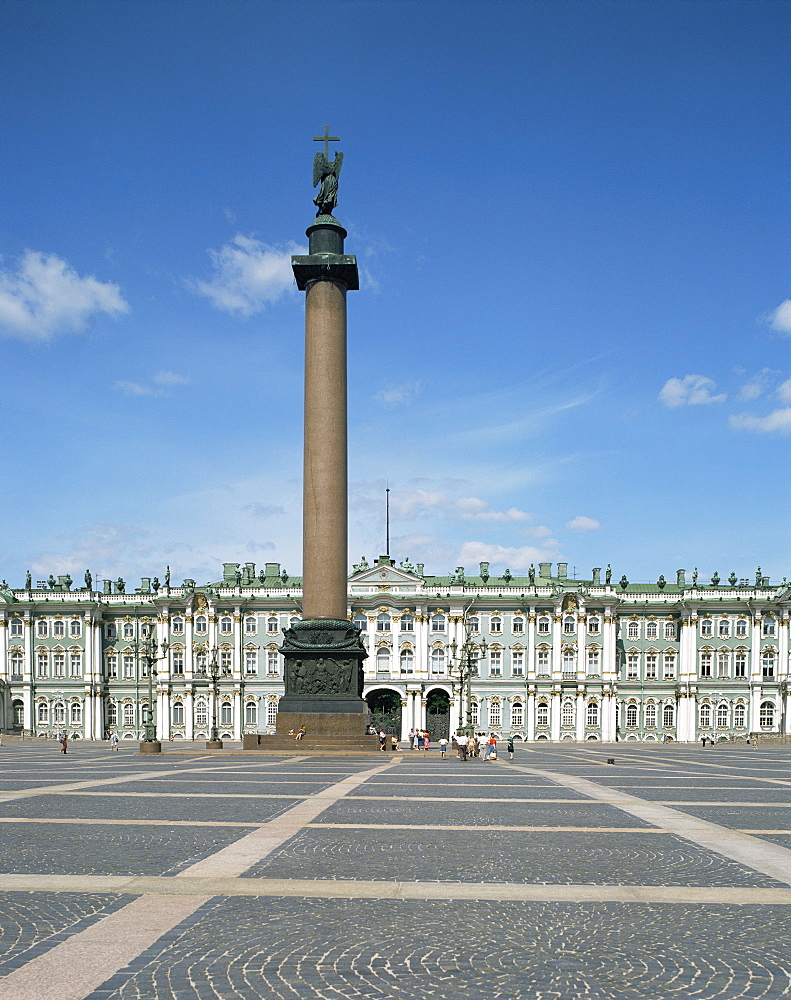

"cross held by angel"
[313, 124, 343, 217]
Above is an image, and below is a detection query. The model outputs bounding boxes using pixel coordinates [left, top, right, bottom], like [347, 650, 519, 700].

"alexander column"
[275, 127, 368, 736]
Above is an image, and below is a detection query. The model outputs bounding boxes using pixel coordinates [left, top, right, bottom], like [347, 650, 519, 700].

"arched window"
[70, 619, 81, 638]
[716, 703, 728, 728]
[171, 617, 184, 634]
[588, 617, 600, 635]
[490, 616, 502, 634]
[762, 617, 776, 637]
[489, 700, 501, 727]
[353, 614, 367, 631]
[699, 703, 711, 728]
[53, 702, 66, 724]
[537, 616, 550, 634]
[586, 701, 599, 727]
[626, 704, 638, 728]
[627, 621, 639, 640]
[431, 614, 446, 632]
[13, 701, 24, 726]
[561, 700, 575, 727]
[376, 614, 391, 632]
[512, 616, 524, 634]
[734, 704, 746, 728]
[123, 623, 134, 639]
[644, 702, 657, 728]
[245, 702, 257, 725]
[123, 703, 135, 727]
[266, 699, 278, 727]
[245, 616, 257, 634]
[470, 700, 479, 726]
[220, 616, 233, 634]
[759, 701, 775, 728]
[376, 648, 391, 673]
[399, 649, 414, 674]
[719, 619, 730, 638]
[400, 614, 414, 632]
[70, 701, 82, 725]
[172, 702, 184, 725]
[664, 621, 676, 641]
[510, 701, 523, 727]
[735, 619, 747, 637]
[37, 702, 49, 724]
[107, 702, 118, 727]
[536, 702, 549, 727]
[563, 616, 575, 635]
[10, 618, 23, 636]
[194, 615, 207, 634]
[645, 622, 657, 640]
[663, 703, 675, 728]
[195, 700, 208, 727]
[267, 616, 279, 633]
[36, 619, 48, 638]
[220, 702, 232, 726]
[430, 648, 445, 674]
[53, 620, 65, 638]
[700, 619, 713, 636]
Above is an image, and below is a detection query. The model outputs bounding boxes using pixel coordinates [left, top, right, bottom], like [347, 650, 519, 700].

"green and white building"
[1, 558, 788, 743]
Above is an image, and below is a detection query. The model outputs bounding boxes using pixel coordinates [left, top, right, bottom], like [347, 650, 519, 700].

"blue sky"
[0, 0, 788, 589]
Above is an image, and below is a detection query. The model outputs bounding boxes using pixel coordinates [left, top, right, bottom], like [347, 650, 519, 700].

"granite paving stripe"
[308, 822, 669, 833]
[513, 764, 791, 887]
[243, 827, 782, 886]
[666, 805, 791, 830]
[0, 816, 263, 828]
[0, 822, 253, 876]
[0, 793, 301, 823]
[3, 874, 791, 904]
[0, 892, 134, 976]
[77, 898, 791, 1000]
[0, 894, 206, 1000]
[181, 758, 401, 878]
[314, 799, 653, 827]
[108, 780, 333, 796]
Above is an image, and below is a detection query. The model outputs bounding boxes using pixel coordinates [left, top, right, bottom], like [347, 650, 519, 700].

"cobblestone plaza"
[0, 741, 790, 999]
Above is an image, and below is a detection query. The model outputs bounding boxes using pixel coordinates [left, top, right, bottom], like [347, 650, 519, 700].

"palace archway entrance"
[366, 689, 402, 735]
[426, 688, 450, 742]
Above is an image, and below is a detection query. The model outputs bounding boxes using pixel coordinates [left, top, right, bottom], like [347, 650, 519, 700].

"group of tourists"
[451, 732, 515, 761]
[407, 729, 431, 750]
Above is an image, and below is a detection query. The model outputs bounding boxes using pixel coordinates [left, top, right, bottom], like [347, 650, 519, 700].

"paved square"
[0, 740, 789, 999]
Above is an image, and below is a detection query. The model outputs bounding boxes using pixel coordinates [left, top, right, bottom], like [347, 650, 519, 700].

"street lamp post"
[138, 624, 169, 755]
[207, 648, 223, 749]
[450, 630, 487, 738]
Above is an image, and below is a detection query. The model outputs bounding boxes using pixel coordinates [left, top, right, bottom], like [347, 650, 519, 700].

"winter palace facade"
[1, 557, 789, 744]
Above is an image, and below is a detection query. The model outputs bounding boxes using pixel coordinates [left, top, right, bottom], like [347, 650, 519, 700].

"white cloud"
[767, 299, 791, 335]
[191, 235, 305, 315]
[374, 380, 421, 408]
[566, 515, 601, 532]
[0, 250, 128, 341]
[738, 367, 777, 401]
[113, 370, 189, 397]
[776, 378, 791, 404]
[659, 374, 727, 408]
[456, 540, 561, 573]
[460, 500, 532, 523]
[390, 490, 533, 524]
[729, 408, 791, 435]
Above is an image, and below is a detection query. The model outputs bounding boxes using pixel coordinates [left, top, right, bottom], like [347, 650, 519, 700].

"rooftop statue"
[312, 124, 343, 217]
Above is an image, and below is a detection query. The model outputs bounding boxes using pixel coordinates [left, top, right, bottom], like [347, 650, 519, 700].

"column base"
[139, 741, 162, 754]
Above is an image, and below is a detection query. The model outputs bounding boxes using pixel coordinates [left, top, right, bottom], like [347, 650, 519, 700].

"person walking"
[422, 731, 430, 751]
[439, 737, 448, 759]
[59, 734, 68, 754]
[507, 736, 515, 760]
[483, 733, 497, 761]
[412, 730, 420, 751]
[110, 732, 119, 752]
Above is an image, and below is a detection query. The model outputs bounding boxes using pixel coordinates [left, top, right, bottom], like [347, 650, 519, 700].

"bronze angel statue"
[313, 150, 343, 216]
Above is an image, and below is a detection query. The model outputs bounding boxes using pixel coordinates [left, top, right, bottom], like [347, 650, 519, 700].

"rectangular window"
[511, 651, 524, 676]
[123, 655, 134, 679]
[267, 651, 279, 675]
[663, 654, 676, 679]
[267, 701, 278, 726]
[489, 701, 501, 727]
[717, 652, 729, 678]
[490, 651, 501, 676]
[220, 650, 232, 675]
[37, 654, 48, 677]
[537, 649, 549, 673]
[511, 703, 523, 727]
[70, 654, 82, 677]
[627, 654, 638, 679]
[107, 656, 118, 679]
[172, 652, 184, 675]
[645, 654, 657, 679]
[53, 654, 65, 678]
[587, 648, 600, 674]
[700, 653, 712, 678]
[245, 650, 258, 675]
[762, 653, 775, 678]
[734, 653, 746, 678]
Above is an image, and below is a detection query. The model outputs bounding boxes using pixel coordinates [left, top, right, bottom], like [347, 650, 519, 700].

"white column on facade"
[158, 689, 169, 741]
[233, 685, 242, 739]
[677, 614, 697, 741]
[0, 620, 8, 731]
[418, 693, 427, 732]
[551, 612, 562, 676]
[750, 614, 761, 732]
[415, 611, 428, 676]
[576, 689, 586, 741]
[526, 688, 536, 741]
[400, 698, 410, 740]
[779, 616, 789, 735]
[550, 689, 561, 741]
[23, 618, 34, 732]
[184, 687, 194, 740]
